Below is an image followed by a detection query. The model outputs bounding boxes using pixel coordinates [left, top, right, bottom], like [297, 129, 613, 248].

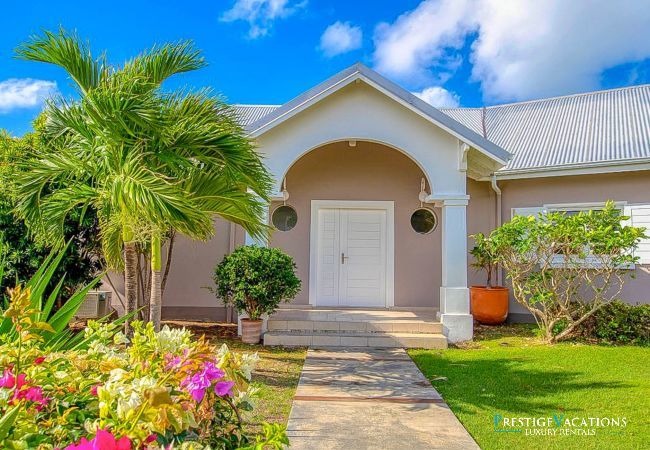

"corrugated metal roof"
[441, 84, 650, 173]
[234, 83, 650, 173]
[233, 105, 280, 126]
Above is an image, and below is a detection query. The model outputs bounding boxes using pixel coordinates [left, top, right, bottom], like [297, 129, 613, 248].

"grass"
[163, 321, 306, 432]
[409, 324, 650, 450]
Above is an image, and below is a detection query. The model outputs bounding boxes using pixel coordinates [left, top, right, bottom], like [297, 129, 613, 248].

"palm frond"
[126, 41, 206, 85]
[15, 28, 105, 94]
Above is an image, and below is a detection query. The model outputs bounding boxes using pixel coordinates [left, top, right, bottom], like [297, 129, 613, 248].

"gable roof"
[238, 63, 511, 165]
[234, 65, 650, 177]
[440, 84, 650, 175]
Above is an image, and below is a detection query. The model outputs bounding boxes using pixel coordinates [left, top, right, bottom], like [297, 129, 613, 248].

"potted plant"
[213, 245, 301, 344]
[469, 233, 509, 325]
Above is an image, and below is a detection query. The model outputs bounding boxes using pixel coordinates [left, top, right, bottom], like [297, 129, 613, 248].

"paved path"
[286, 348, 479, 450]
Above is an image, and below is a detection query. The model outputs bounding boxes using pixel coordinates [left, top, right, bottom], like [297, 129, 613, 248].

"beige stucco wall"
[467, 170, 650, 317]
[103, 217, 245, 321]
[269, 141, 441, 308]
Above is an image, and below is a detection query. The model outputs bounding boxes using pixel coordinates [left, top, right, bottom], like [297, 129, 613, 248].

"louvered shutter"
[624, 204, 650, 264]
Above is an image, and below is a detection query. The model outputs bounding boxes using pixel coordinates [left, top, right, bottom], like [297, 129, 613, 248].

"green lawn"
[409, 325, 650, 450]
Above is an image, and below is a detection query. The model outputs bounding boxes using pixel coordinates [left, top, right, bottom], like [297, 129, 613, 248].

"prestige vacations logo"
[493, 413, 627, 436]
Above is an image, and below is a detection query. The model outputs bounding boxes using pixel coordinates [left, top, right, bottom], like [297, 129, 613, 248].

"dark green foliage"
[213, 246, 301, 320]
[577, 300, 650, 345]
[0, 128, 102, 300]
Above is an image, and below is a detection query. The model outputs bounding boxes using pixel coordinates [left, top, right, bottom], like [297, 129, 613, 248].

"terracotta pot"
[470, 286, 509, 325]
[241, 319, 263, 344]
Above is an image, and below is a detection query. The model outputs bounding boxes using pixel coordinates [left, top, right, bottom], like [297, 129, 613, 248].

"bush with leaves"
[491, 202, 646, 342]
[0, 128, 102, 300]
[576, 300, 650, 345]
[213, 246, 301, 320]
[470, 232, 501, 288]
[0, 286, 288, 449]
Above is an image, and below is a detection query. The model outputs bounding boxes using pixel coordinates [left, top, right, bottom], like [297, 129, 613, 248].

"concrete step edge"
[267, 320, 442, 333]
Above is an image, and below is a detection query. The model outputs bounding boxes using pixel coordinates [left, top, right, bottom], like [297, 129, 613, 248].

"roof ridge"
[440, 83, 650, 112]
[233, 104, 282, 108]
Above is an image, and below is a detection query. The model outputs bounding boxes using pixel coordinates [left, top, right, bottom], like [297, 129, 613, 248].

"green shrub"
[0, 128, 102, 299]
[213, 246, 301, 320]
[491, 202, 646, 342]
[578, 301, 650, 345]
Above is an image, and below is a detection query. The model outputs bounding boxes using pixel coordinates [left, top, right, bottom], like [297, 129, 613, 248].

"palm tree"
[13, 29, 272, 331]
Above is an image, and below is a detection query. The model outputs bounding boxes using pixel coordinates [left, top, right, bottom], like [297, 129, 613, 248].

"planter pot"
[470, 286, 509, 325]
[241, 319, 263, 344]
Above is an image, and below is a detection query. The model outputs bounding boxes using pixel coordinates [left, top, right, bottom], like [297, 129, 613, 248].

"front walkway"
[286, 348, 479, 449]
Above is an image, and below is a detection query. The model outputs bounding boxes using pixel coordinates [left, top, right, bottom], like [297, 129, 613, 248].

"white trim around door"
[309, 200, 395, 308]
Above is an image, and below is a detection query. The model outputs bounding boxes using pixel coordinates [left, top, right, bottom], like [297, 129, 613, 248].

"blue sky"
[2, 0, 650, 136]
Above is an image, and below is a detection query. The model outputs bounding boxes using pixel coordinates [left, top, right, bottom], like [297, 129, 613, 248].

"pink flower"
[34, 356, 46, 365]
[65, 429, 131, 450]
[181, 361, 227, 403]
[214, 381, 235, 397]
[13, 385, 49, 410]
[0, 369, 26, 390]
[90, 384, 101, 396]
[0, 369, 15, 388]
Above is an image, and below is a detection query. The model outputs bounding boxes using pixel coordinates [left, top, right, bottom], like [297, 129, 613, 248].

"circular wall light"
[272, 205, 298, 231]
[410, 208, 437, 234]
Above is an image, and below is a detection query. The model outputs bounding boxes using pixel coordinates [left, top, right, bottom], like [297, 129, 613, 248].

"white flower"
[117, 391, 141, 418]
[155, 325, 191, 354]
[240, 352, 260, 380]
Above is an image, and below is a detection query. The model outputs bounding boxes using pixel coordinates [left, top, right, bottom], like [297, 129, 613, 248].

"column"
[439, 198, 473, 342]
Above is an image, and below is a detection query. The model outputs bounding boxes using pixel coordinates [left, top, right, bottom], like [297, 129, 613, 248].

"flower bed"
[0, 288, 286, 449]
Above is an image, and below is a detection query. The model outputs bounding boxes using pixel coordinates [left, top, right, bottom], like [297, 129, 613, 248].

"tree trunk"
[123, 240, 138, 337]
[149, 233, 162, 331]
[161, 229, 175, 295]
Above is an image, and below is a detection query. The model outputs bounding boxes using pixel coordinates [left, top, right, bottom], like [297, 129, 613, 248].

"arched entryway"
[268, 140, 442, 309]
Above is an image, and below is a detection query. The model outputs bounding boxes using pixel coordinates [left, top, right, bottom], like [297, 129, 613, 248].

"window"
[271, 205, 297, 231]
[545, 202, 624, 216]
[410, 208, 437, 234]
[544, 202, 633, 270]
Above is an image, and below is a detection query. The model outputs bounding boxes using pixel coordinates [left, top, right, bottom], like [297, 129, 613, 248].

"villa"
[106, 63, 650, 346]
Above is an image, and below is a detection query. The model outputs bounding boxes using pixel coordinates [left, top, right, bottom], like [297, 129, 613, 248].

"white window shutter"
[626, 204, 650, 264]
[511, 206, 545, 220]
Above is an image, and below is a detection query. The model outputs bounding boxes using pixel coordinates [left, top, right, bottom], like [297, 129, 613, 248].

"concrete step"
[267, 319, 442, 334]
[263, 330, 448, 349]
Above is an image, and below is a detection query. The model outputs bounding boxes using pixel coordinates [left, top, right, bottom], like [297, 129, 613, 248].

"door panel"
[315, 209, 340, 306]
[315, 207, 387, 307]
[338, 209, 386, 307]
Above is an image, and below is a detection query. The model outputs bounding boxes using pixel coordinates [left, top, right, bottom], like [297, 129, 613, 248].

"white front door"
[313, 206, 388, 307]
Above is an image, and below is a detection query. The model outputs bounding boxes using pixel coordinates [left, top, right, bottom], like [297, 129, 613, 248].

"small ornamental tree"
[492, 202, 646, 342]
[213, 246, 301, 320]
[470, 233, 500, 288]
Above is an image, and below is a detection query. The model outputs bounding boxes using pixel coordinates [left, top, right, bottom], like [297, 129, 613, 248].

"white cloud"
[0, 78, 57, 114]
[414, 86, 460, 108]
[373, 0, 473, 86]
[221, 0, 306, 38]
[319, 21, 363, 58]
[373, 0, 650, 102]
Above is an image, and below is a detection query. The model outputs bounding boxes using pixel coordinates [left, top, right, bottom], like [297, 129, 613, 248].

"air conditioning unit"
[76, 291, 112, 319]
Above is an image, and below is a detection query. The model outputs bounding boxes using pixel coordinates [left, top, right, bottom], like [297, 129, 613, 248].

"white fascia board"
[248, 72, 359, 137]
[483, 158, 650, 181]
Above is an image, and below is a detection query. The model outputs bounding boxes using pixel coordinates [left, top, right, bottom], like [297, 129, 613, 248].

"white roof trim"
[488, 157, 650, 180]
[246, 63, 511, 165]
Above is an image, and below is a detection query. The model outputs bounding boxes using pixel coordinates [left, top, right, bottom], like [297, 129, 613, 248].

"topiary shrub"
[213, 246, 301, 320]
[577, 301, 650, 345]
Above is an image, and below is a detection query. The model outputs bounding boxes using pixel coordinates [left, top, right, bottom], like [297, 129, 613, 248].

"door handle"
[341, 253, 349, 264]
